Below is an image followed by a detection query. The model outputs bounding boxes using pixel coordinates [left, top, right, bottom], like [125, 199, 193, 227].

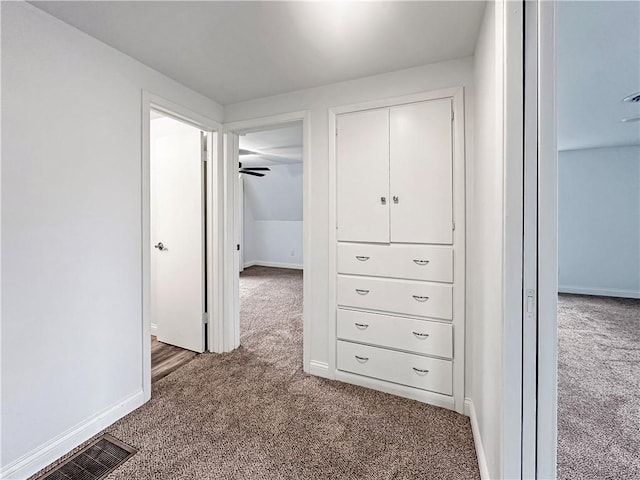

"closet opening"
[235, 122, 305, 367]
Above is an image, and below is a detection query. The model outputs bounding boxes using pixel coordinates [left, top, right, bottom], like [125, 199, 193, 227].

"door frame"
[142, 91, 223, 401]
[522, 1, 559, 478]
[222, 110, 312, 368]
[327, 87, 466, 413]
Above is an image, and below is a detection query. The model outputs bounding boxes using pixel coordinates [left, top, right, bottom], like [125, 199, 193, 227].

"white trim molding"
[150, 323, 158, 336]
[536, 1, 559, 477]
[0, 391, 144, 480]
[501, 1, 526, 478]
[308, 360, 330, 379]
[558, 285, 640, 299]
[464, 398, 490, 480]
[243, 261, 303, 270]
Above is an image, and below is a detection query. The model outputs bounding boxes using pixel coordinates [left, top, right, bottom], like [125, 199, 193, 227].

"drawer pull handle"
[412, 332, 430, 339]
[413, 259, 430, 266]
[412, 295, 429, 302]
[355, 256, 370, 261]
[355, 289, 370, 295]
[355, 323, 369, 330]
[355, 355, 369, 363]
[413, 367, 430, 375]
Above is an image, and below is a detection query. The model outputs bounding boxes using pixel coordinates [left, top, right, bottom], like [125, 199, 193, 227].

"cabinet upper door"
[390, 99, 453, 244]
[337, 108, 390, 243]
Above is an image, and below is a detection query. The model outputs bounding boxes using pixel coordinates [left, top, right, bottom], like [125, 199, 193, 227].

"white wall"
[558, 146, 640, 298]
[244, 221, 303, 268]
[243, 163, 303, 268]
[225, 56, 474, 371]
[0, 3, 223, 477]
[468, 2, 505, 478]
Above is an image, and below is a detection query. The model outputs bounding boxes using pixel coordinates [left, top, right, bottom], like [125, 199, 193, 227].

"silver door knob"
[393, 196, 399, 204]
[154, 242, 166, 251]
[380, 196, 387, 205]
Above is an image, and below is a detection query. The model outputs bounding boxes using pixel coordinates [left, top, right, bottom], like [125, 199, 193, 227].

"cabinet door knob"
[413, 259, 430, 266]
[355, 256, 370, 261]
[380, 196, 387, 205]
[412, 367, 429, 375]
[393, 196, 399, 204]
[412, 295, 429, 302]
[154, 242, 166, 251]
[355, 289, 370, 295]
[355, 323, 369, 330]
[355, 355, 369, 363]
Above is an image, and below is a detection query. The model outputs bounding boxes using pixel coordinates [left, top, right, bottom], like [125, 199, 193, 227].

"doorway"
[238, 123, 304, 363]
[554, 2, 640, 478]
[141, 93, 222, 398]
[527, 2, 640, 478]
[224, 112, 310, 369]
[149, 110, 206, 381]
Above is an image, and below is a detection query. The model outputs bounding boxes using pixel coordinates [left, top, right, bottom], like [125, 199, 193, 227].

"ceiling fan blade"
[240, 170, 265, 177]
[239, 148, 259, 156]
[240, 167, 271, 171]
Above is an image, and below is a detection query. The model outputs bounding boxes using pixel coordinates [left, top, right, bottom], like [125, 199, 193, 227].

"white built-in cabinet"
[330, 89, 465, 413]
[337, 99, 453, 245]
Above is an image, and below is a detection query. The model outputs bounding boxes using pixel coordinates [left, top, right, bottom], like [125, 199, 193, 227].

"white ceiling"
[558, 1, 640, 151]
[30, 1, 486, 105]
[239, 123, 302, 168]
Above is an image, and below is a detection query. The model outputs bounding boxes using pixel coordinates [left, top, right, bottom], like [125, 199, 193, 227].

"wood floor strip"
[151, 336, 197, 383]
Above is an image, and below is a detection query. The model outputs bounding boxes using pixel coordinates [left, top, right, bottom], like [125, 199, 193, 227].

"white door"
[237, 174, 244, 273]
[390, 99, 453, 244]
[152, 118, 205, 353]
[337, 108, 390, 243]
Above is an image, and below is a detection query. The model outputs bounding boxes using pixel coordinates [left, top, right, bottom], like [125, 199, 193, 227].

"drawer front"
[337, 275, 453, 320]
[337, 340, 452, 395]
[338, 243, 453, 283]
[337, 309, 453, 359]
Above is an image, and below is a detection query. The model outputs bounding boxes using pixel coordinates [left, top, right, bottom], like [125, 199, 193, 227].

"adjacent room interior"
[555, 2, 640, 478]
[238, 123, 305, 368]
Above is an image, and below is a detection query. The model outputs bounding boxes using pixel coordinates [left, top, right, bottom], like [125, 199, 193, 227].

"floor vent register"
[36, 434, 136, 480]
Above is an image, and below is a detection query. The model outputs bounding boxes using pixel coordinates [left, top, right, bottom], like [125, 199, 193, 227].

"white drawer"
[337, 309, 453, 359]
[338, 243, 453, 283]
[337, 340, 452, 395]
[337, 275, 452, 320]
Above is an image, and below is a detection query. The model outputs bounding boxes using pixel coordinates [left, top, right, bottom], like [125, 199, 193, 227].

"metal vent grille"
[37, 434, 136, 480]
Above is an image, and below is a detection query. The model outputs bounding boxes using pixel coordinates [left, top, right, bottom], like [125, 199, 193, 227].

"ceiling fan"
[239, 148, 271, 177]
[239, 161, 270, 177]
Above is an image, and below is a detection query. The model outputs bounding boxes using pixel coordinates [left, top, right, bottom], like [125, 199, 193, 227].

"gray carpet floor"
[558, 294, 640, 480]
[32, 266, 479, 480]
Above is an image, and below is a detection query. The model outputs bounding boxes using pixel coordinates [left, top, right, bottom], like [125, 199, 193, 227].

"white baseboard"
[308, 360, 330, 379]
[559, 285, 640, 299]
[1, 391, 145, 480]
[243, 260, 303, 270]
[150, 323, 158, 336]
[464, 398, 490, 480]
